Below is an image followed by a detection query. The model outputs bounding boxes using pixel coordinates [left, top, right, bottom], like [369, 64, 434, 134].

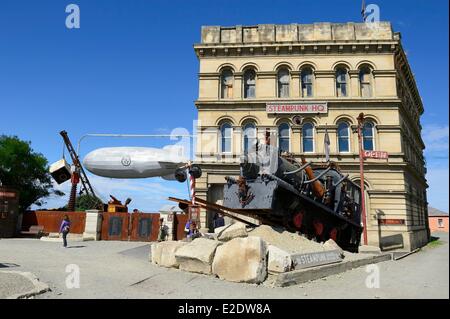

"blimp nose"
[82, 150, 99, 172]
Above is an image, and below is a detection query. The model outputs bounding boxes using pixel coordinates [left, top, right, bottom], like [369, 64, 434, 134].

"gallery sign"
[266, 102, 328, 114]
[363, 150, 388, 159]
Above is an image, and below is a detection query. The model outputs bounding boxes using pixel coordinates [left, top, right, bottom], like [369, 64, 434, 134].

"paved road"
[0, 233, 448, 299]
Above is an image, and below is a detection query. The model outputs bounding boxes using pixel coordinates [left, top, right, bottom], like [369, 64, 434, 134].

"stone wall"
[200, 22, 395, 44]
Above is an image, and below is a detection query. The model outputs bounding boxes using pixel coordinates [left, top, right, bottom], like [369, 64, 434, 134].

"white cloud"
[422, 125, 449, 153]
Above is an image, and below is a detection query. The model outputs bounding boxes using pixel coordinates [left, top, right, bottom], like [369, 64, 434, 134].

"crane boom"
[60, 130, 97, 199]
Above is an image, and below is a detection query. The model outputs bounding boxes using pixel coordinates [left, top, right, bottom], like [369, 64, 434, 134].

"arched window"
[278, 123, 290, 152]
[359, 66, 373, 97]
[243, 69, 256, 99]
[300, 67, 314, 97]
[220, 69, 233, 99]
[220, 122, 232, 153]
[302, 122, 314, 153]
[243, 123, 257, 154]
[363, 122, 374, 151]
[277, 68, 290, 98]
[337, 122, 350, 152]
[336, 67, 348, 97]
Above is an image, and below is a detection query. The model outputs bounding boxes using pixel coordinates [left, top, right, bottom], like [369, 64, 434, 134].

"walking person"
[157, 217, 168, 242]
[59, 215, 71, 248]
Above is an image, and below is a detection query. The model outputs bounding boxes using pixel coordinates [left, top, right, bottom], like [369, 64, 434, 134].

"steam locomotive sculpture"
[223, 144, 363, 252]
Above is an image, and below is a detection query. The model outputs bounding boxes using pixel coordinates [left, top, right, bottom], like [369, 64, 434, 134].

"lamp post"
[357, 113, 368, 245]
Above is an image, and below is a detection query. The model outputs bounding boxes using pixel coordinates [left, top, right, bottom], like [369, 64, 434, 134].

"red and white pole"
[357, 113, 368, 245]
[189, 171, 196, 206]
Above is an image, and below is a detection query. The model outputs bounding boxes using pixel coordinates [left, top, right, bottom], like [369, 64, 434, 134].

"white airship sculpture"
[83, 145, 201, 182]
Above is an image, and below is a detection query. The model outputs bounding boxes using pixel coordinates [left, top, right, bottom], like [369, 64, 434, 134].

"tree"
[0, 135, 64, 210]
[58, 194, 104, 211]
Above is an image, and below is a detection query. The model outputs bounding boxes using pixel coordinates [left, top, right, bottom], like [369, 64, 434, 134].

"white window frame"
[302, 122, 315, 153]
[242, 122, 257, 154]
[363, 122, 375, 151]
[219, 122, 233, 154]
[337, 122, 351, 153]
[278, 122, 291, 152]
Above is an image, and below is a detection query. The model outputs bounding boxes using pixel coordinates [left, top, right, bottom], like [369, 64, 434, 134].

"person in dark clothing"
[213, 213, 225, 229]
[59, 215, 71, 248]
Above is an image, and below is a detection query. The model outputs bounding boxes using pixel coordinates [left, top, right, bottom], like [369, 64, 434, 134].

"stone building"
[192, 22, 429, 251]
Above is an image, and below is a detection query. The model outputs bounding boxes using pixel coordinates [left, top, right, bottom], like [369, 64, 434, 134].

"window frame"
[337, 121, 351, 153]
[219, 122, 233, 154]
[300, 67, 314, 98]
[242, 122, 257, 154]
[363, 121, 375, 151]
[302, 122, 315, 153]
[359, 66, 373, 98]
[220, 69, 234, 99]
[278, 122, 291, 152]
[243, 69, 256, 99]
[335, 67, 349, 97]
[277, 68, 290, 98]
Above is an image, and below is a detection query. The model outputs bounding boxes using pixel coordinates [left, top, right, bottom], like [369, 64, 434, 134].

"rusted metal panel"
[173, 213, 188, 241]
[101, 212, 129, 241]
[129, 213, 160, 242]
[21, 211, 86, 234]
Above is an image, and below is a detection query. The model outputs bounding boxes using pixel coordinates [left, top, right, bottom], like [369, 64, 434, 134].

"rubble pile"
[247, 225, 326, 254]
[149, 222, 345, 284]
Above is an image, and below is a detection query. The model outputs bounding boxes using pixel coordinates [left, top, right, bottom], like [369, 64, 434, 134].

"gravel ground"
[0, 272, 35, 298]
[0, 233, 448, 299]
[247, 225, 326, 253]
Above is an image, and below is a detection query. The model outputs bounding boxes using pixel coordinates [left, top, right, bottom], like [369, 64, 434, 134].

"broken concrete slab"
[274, 253, 392, 287]
[214, 224, 230, 234]
[291, 249, 342, 270]
[267, 245, 292, 273]
[217, 222, 248, 242]
[358, 245, 382, 254]
[212, 236, 267, 284]
[322, 239, 344, 258]
[175, 238, 222, 275]
[150, 241, 187, 268]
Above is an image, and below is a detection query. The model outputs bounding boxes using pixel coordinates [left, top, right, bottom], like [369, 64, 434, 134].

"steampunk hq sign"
[266, 102, 328, 114]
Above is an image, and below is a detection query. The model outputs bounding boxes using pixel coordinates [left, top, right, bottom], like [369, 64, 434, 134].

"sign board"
[291, 249, 342, 270]
[378, 218, 405, 225]
[189, 206, 200, 222]
[266, 102, 328, 114]
[363, 150, 388, 159]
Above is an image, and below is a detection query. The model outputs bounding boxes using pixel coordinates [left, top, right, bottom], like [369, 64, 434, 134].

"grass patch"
[426, 240, 444, 248]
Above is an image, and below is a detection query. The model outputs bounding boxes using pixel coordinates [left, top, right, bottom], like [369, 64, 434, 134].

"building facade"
[193, 22, 429, 251]
[428, 207, 449, 233]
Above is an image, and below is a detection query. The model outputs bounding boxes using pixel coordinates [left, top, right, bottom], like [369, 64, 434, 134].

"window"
[220, 123, 232, 153]
[359, 66, 373, 97]
[277, 68, 290, 98]
[278, 123, 290, 152]
[243, 123, 257, 154]
[338, 122, 350, 152]
[363, 122, 374, 151]
[243, 69, 256, 99]
[220, 69, 233, 99]
[301, 67, 313, 97]
[438, 219, 444, 228]
[302, 122, 314, 153]
[336, 68, 348, 97]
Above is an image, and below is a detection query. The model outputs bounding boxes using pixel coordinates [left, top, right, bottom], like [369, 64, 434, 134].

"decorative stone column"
[83, 210, 102, 240]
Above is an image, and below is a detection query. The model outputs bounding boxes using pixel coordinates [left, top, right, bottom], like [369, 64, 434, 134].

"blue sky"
[0, 0, 448, 212]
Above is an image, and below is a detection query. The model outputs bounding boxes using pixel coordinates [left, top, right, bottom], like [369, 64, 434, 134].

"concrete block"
[358, 245, 382, 254]
[217, 222, 247, 242]
[150, 241, 187, 268]
[212, 236, 267, 283]
[268, 245, 292, 273]
[175, 238, 222, 274]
